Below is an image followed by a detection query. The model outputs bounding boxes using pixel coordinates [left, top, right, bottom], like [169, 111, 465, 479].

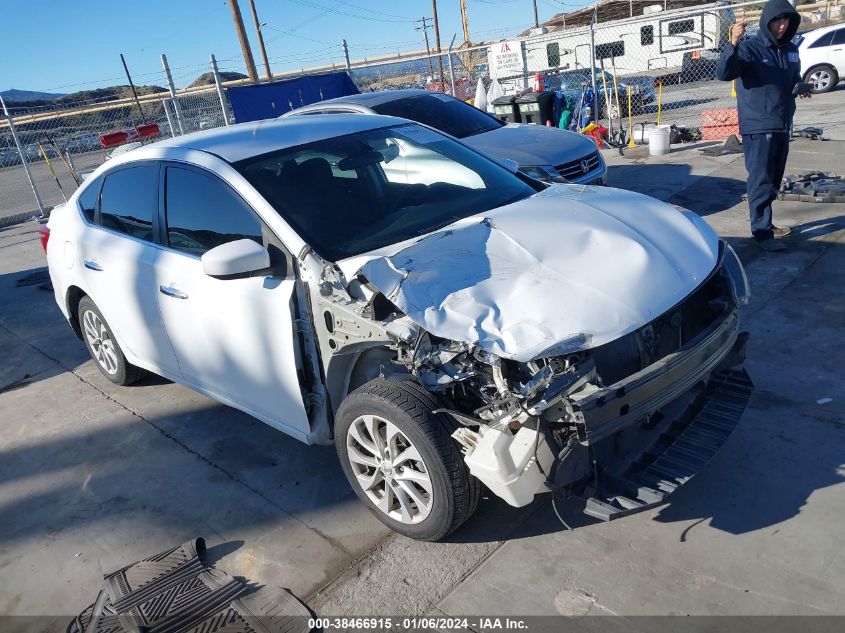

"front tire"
[335, 379, 481, 541]
[78, 296, 144, 386]
[805, 65, 838, 94]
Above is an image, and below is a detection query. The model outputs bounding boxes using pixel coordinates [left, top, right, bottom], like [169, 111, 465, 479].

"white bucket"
[648, 125, 671, 155]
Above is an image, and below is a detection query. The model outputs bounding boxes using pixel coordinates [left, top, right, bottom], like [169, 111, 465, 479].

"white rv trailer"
[488, 2, 734, 86]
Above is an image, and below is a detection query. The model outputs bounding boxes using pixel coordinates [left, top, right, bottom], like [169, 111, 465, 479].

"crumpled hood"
[358, 185, 719, 363]
[463, 123, 598, 166]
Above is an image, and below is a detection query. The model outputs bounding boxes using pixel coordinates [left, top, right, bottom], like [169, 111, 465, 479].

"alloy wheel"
[810, 69, 831, 92]
[346, 414, 434, 524]
[82, 309, 119, 375]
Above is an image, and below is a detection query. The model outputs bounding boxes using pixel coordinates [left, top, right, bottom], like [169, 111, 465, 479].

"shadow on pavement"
[607, 162, 746, 215]
[649, 231, 845, 535]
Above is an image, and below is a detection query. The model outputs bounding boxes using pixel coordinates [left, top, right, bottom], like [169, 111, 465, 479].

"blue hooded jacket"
[715, 0, 802, 135]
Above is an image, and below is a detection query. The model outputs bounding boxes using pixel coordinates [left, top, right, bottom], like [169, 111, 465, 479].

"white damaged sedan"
[45, 114, 752, 540]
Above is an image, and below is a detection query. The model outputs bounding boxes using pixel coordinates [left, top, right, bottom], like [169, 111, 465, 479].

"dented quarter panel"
[354, 185, 719, 363]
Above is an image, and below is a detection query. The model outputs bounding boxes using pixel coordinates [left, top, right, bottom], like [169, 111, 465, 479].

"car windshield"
[236, 123, 537, 261]
[370, 93, 502, 138]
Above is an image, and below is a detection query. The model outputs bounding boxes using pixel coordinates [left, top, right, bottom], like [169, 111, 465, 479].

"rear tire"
[805, 65, 838, 94]
[335, 379, 481, 541]
[78, 296, 144, 386]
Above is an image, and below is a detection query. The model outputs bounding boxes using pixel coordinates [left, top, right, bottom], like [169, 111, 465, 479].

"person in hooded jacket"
[716, 0, 809, 251]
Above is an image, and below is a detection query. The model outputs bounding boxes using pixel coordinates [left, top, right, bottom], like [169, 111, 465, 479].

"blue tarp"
[227, 72, 359, 123]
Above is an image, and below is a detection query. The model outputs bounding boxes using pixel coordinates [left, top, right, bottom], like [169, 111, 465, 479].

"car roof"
[136, 113, 404, 163]
[296, 89, 439, 108]
[801, 23, 843, 39]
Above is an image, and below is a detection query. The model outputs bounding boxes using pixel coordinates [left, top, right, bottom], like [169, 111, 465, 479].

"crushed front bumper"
[582, 367, 753, 521]
[571, 309, 745, 445]
[564, 309, 753, 521]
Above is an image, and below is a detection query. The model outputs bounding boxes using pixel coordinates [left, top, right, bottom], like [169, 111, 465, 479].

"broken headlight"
[721, 241, 751, 306]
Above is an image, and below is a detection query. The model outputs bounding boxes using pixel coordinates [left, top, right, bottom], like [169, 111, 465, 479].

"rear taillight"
[38, 226, 50, 254]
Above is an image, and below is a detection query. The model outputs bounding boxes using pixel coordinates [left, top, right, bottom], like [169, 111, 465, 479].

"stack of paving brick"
[700, 109, 740, 140]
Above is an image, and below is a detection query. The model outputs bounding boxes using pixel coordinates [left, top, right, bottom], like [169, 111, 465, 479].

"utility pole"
[247, 0, 272, 81]
[415, 17, 435, 79]
[459, 0, 471, 48]
[431, 0, 445, 85]
[458, 0, 472, 80]
[228, 0, 258, 82]
[532, 0, 540, 29]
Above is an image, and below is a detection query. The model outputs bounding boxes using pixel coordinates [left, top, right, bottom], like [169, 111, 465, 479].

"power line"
[284, 0, 417, 23]
[262, 24, 340, 47]
[332, 0, 414, 20]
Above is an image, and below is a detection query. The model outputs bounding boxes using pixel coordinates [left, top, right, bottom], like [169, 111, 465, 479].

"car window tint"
[809, 31, 834, 48]
[832, 29, 845, 46]
[371, 94, 502, 139]
[165, 167, 263, 256]
[77, 175, 102, 223]
[99, 165, 157, 241]
[237, 124, 536, 261]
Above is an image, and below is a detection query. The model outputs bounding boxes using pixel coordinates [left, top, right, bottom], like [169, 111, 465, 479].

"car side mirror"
[201, 239, 270, 278]
[499, 158, 520, 173]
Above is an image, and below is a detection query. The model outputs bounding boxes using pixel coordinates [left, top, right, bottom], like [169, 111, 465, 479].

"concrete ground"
[0, 137, 843, 630]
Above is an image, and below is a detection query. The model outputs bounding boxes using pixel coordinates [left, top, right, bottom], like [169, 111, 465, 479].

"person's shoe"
[756, 238, 786, 252]
[773, 226, 792, 238]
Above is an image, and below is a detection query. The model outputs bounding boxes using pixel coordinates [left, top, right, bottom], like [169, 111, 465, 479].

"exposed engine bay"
[299, 225, 752, 516]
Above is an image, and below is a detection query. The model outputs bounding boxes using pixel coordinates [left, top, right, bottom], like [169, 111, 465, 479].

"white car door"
[152, 164, 311, 441]
[829, 27, 845, 77]
[78, 164, 180, 375]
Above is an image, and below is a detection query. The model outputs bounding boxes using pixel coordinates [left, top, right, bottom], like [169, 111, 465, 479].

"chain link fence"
[347, 46, 489, 101]
[486, 0, 843, 134]
[0, 84, 230, 220]
[2, 0, 843, 222]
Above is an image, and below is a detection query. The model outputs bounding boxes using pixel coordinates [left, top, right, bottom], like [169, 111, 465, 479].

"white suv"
[798, 24, 845, 93]
[44, 115, 752, 540]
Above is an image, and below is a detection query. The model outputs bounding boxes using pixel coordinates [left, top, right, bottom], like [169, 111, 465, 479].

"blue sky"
[1, 0, 591, 94]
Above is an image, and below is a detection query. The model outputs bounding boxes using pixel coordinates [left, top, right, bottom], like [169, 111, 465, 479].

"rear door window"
[164, 166, 263, 256]
[77, 175, 103, 223]
[809, 31, 834, 48]
[832, 28, 845, 46]
[99, 165, 158, 241]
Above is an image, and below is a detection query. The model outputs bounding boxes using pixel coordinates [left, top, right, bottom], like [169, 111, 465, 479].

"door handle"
[159, 285, 188, 300]
[83, 260, 103, 271]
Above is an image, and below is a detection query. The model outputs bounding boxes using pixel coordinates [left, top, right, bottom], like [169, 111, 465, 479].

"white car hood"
[356, 185, 720, 363]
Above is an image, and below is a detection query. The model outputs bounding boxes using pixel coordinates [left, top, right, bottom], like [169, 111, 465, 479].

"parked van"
[488, 2, 733, 89]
